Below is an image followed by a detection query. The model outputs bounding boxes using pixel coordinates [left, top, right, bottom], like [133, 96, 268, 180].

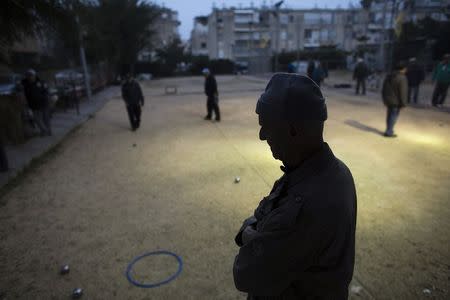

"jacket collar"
[280, 143, 335, 189]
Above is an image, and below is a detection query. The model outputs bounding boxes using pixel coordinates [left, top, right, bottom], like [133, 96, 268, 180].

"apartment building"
[200, 6, 367, 71]
[190, 16, 209, 56]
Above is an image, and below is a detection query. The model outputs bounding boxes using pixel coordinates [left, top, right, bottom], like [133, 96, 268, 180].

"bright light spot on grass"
[403, 132, 444, 147]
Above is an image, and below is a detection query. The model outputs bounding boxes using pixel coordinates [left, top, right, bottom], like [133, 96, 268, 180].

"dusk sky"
[152, 0, 361, 41]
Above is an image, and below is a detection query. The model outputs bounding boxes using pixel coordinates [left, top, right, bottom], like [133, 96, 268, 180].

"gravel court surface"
[0, 76, 449, 299]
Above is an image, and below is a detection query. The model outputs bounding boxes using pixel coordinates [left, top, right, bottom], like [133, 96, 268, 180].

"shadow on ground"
[344, 120, 385, 136]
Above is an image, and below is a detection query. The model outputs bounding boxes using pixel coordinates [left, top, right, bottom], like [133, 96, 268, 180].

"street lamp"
[273, 1, 284, 72]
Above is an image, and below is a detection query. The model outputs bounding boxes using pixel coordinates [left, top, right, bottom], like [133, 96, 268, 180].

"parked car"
[137, 73, 152, 81]
[55, 70, 85, 98]
[0, 74, 22, 96]
[290, 60, 309, 75]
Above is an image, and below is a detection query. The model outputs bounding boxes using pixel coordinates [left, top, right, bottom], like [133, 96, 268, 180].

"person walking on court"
[431, 54, 450, 107]
[406, 57, 425, 104]
[203, 68, 220, 122]
[382, 62, 408, 138]
[307, 60, 315, 79]
[121, 74, 144, 131]
[353, 58, 369, 95]
[311, 61, 326, 87]
[21, 69, 52, 136]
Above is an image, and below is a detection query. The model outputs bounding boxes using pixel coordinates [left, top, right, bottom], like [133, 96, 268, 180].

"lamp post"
[273, 1, 284, 72]
[70, 0, 92, 101]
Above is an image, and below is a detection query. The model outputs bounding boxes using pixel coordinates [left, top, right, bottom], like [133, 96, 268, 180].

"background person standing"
[121, 74, 144, 131]
[431, 54, 450, 107]
[382, 63, 408, 138]
[353, 58, 369, 95]
[21, 69, 52, 136]
[406, 57, 425, 104]
[203, 68, 220, 122]
[311, 61, 326, 87]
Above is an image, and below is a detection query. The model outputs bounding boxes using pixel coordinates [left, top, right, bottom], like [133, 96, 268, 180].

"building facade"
[190, 16, 209, 56]
[203, 6, 367, 72]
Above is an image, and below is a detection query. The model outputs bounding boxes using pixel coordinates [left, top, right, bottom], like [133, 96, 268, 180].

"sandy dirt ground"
[0, 75, 449, 299]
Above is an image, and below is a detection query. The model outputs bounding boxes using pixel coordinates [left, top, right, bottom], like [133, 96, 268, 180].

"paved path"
[0, 76, 448, 299]
[0, 86, 120, 189]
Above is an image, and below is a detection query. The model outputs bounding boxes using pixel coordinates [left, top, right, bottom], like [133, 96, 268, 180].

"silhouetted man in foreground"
[203, 68, 220, 122]
[233, 73, 357, 299]
[121, 74, 144, 131]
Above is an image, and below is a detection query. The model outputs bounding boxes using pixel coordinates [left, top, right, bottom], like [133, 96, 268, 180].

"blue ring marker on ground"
[126, 250, 183, 288]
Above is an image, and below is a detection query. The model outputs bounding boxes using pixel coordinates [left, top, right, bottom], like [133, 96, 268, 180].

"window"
[320, 29, 329, 40]
[304, 29, 312, 39]
[281, 30, 287, 40]
[201, 42, 206, 49]
[289, 15, 294, 23]
[235, 14, 252, 24]
[304, 13, 320, 25]
[280, 14, 289, 25]
[320, 13, 332, 25]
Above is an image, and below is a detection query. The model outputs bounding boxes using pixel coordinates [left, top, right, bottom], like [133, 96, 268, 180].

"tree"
[360, 0, 373, 10]
[154, 37, 186, 76]
[0, 0, 71, 63]
[395, 16, 450, 62]
[82, 0, 160, 74]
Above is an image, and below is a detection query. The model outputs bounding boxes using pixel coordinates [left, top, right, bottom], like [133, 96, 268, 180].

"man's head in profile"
[256, 73, 327, 168]
[233, 73, 356, 299]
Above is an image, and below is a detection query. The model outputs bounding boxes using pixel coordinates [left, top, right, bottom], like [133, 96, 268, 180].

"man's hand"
[242, 225, 258, 245]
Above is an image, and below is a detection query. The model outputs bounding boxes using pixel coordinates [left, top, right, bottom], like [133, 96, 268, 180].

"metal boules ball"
[72, 288, 83, 299]
[132, 143, 137, 147]
[60, 265, 70, 275]
[234, 176, 240, 183]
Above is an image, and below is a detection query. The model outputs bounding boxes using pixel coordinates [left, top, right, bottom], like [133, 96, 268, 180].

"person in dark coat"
[203, 68, 220, 121]
[406, 57, 425, 104]
[233, 73, 357, 299]
[382, 62, 408, 137]
[431, 54, 450, 107]
[353, 58, 369, 95]
[311, 61, 326, 87]
[21, 69, 52, 136]
[121, 74, 144, 131]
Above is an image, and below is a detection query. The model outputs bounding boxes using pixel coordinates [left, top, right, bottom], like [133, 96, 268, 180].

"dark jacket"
[353, 62, 369, 80]
[121, 79, 144, 106]
[233, 143, 357, 299]
[204, 74, 218, 98]
[432, 61, 450, 85]
[406, 63, 425, 87]
[21, 78, 49, 110]
[312, 66, 325, 86]
[382, 71, 408, 108]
